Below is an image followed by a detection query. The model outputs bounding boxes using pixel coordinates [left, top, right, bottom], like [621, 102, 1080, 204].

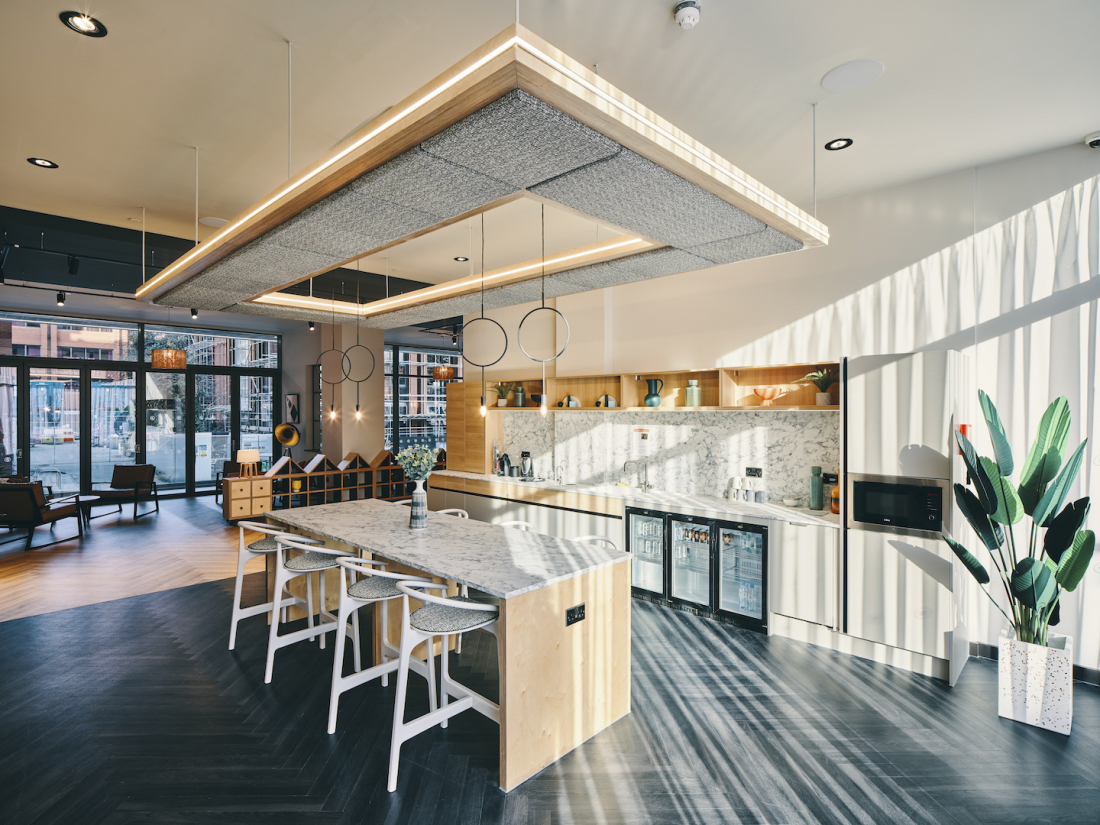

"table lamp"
[236, 449, 261, 478]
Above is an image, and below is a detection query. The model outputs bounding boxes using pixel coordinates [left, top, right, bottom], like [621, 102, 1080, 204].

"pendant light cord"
[812, 102, 817, 219]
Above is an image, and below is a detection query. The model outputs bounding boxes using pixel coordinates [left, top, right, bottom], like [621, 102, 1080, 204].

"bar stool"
[496, 519, 533, 530]
[436, 508, 468, 518]
[573, 534, 620, 551]
[228, 521, 322, 650]
[387, 580, 500, 792]
[327, 558, 435, 734]
[264, 536, 359, 684]
[434, 508, 470, 650]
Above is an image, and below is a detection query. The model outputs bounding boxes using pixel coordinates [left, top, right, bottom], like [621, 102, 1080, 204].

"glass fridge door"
[718, 525, 764, 619]
[629, 511, 665, 594]
[670, 518, 711, 606]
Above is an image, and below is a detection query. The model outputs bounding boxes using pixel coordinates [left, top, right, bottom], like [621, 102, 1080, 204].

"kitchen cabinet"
[769, 521, 837, 629]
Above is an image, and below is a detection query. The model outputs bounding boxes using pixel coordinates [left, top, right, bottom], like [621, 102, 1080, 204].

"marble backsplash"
[499, 410, 839, 502]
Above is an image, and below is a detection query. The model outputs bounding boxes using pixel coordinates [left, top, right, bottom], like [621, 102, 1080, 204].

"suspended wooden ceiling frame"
[136, 24, 828, 306]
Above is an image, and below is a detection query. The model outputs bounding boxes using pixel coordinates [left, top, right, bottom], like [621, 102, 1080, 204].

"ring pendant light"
[461, 213, 508, 417]
[316, 289, 350, 420]
[344, 274, 376, 420]
[517, 204, 570, 415]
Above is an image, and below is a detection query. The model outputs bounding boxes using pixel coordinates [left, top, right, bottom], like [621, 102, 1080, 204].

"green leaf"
[1055, 530, 1095, 592]
[979, 456, 1024, 525]
[1011, 557, 1057, 611]
[943, 536, 990, 584]
[955, 430, 996, 514]
[1033, 439, 1088, 527]
[1017, 397, 1071, 515]
[1044, 497, 1091, 563]
[953, 483, 1004, 552]
[979, 390, 1014, 476]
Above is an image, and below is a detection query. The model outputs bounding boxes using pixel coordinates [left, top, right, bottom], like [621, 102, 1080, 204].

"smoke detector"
[673, 1, 701, 29]
[1086, 132, 1100, 149]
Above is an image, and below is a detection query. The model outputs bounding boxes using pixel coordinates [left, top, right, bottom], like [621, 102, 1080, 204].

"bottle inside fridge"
[718, 524, 764, 619]
[671, 518, 711, 605]
[629, 511, 665, 594]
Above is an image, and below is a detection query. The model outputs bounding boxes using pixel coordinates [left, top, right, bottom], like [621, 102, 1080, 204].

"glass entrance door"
[193, 373, 232, 492]
[146, 372, 187, 490]
[29, 366, 81, 495]
[90, 369, 137, 487]
[0, 365, 17, 478]
[240, 375, 273, 471]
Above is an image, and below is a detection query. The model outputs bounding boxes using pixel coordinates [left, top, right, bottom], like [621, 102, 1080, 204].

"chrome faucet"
[624, 460, 652, 492]
[555, 463, 567, 484]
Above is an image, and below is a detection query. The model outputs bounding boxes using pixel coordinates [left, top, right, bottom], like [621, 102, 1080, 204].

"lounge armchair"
[0, 482, 83, 552]
[92, 464, 160, 520]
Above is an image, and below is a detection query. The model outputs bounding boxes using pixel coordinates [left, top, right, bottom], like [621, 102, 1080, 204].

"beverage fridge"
[625, 506, 769, 632]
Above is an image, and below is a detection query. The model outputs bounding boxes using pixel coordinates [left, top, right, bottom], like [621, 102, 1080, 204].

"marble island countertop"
[432, 470, 840, 529]
[266, 499, 630, 599]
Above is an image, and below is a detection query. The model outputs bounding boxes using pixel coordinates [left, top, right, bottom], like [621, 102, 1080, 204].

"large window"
[0, 314, 138, 361]
[144, 325, 278, 368]
[383, 346, 461, 453]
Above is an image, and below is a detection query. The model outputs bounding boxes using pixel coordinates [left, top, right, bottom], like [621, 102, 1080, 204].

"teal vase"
[644, 378, 664, 407]
[809, 466, 824, 511]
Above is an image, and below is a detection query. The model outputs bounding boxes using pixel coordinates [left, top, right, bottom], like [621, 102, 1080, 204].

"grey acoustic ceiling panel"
[226, 301, 346, 323]
[157, 239, 340, 308]
[422, 90, 620, 188]
[551, 247, 712, 291]
[531, 148, 768, 249]
[688, 225, 803, 265]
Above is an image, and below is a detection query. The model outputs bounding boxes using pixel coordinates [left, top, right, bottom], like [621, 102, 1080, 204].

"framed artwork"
[285, 393, 300, 424]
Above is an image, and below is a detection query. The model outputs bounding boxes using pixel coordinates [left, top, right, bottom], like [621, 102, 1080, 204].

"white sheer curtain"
[724, 174, 1100, 667]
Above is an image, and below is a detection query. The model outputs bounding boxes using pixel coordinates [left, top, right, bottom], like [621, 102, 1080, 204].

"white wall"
[465, 140, 1100, 668]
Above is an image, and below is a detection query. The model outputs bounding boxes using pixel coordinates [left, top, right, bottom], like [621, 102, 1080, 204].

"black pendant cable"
[460, 213, 507, 418]
[344, 269, 376, 420]
[518, 203, 570, 416]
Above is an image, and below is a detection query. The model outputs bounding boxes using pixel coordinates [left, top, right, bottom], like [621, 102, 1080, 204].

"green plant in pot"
[947, 391, 1093, 734]
[794, 367, 838, 405]
[493, 382, 515, 407]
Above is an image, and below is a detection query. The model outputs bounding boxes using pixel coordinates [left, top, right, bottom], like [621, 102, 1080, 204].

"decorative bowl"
[782, 498, 800, 507]
[530, 394, 543, 406]
[753, 387, 784, 406]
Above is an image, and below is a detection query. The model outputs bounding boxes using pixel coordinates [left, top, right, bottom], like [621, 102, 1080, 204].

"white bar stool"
[436, 508, 468, 518]
[228, 521, 322, 650]
[434, 508, 470, 651]
[573, 534, 620, 551]
[387, 580, 500, 792]
[496, 520, 533, 530]
[327, 558, 435, 734]
[264, 536, 359, 684]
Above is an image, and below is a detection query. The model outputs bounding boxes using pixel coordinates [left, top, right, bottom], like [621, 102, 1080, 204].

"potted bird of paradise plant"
[947, 391, 1093, 734]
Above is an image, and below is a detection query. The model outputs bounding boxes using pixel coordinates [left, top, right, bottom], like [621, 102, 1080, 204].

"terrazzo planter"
[998, 627, 1072, 735]
[409, 479, 428, 530]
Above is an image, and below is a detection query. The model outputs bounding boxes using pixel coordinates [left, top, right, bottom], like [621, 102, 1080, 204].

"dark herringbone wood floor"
[3, 575, 1100, 822]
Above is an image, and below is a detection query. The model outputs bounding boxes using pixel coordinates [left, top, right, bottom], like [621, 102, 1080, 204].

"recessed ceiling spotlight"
[59, 11, 107, 37]
[821, 59, 883, 93]
[824, 138, 854, 151]
[28, 158, 59, 169]
[199, 217, 229, 228]
[453, 256, 469, 262]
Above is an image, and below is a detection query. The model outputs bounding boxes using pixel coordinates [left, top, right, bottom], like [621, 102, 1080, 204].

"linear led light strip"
[516, 39, 827, 239]
[137, 36, 524, 298]
[255, 235, 650, 315]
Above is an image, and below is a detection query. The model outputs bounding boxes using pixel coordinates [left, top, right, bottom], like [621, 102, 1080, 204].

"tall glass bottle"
[809, 466, 824, 511]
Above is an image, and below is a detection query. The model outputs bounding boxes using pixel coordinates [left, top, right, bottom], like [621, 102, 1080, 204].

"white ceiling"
[3, 0, 1099, 248]
[355, 196, 633, 285]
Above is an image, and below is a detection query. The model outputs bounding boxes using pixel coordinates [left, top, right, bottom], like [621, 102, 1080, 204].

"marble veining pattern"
[500, 410, 839, 502]
[266, 499, 628, 599]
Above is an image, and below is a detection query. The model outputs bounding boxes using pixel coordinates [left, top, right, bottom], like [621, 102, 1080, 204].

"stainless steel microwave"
[846, 472, 948, 537]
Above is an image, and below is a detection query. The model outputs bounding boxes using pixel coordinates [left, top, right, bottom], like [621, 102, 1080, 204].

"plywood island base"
[265, 524, 632, 791]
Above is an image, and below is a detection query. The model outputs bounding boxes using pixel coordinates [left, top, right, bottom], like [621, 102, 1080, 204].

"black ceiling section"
[0, 205, 192, 295]
[277, 268, 431, 304]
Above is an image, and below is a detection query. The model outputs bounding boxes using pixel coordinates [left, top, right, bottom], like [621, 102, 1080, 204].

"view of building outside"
[143, 326, 278, 368]
[0, 315, 138, 361]
[383, 346, 461, 453]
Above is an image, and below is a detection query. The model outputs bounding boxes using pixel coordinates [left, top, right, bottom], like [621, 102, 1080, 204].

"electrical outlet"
[746, 467, 762, 477]
[823, 472, 838, 485]
[565, 603, 586, 626]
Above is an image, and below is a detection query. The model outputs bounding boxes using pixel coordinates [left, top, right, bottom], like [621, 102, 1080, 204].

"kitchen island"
[265, 499, 631, 792]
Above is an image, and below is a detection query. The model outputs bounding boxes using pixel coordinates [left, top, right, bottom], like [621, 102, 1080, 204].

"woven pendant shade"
[151, 348, 187, 369]
[432, 365, 455, 380]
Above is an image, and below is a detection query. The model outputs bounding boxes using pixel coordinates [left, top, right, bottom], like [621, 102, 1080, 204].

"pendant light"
[343, 270, 376, 421]
[460, 213, 507, 417]
[518, 204, 570, 417]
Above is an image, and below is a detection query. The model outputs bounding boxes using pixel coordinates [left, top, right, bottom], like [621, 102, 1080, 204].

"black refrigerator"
[626, 506, 769, 633]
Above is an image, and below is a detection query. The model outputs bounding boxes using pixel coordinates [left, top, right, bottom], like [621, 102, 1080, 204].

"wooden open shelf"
[446, 361, 840, 473]
[222, 448, 447, 521]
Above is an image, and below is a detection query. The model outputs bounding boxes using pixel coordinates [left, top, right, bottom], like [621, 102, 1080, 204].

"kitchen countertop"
[265, 498, 631, 599]
[432, 470, 840, 529]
